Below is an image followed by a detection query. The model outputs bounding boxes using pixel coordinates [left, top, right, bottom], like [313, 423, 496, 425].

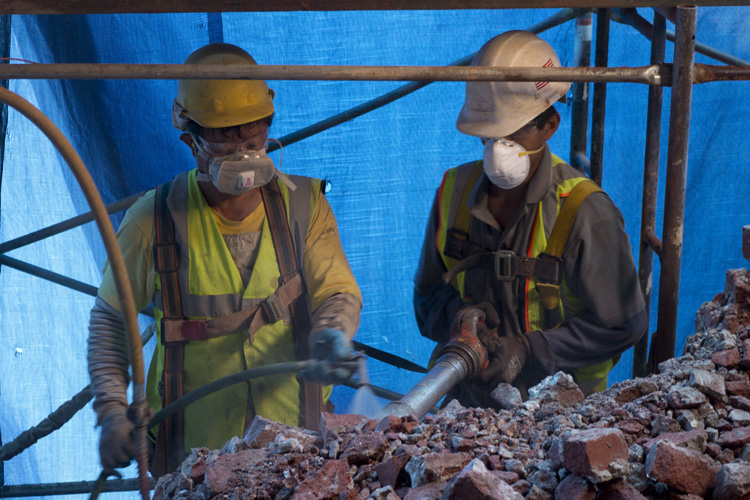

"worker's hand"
[475, 331, 530, 388]
[451, 301, 500, 340]
[301, 328, 354, 385]
[97, 404, 135, 470]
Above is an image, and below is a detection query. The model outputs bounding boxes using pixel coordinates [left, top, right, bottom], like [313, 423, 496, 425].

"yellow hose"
[0, 86, 150, 500]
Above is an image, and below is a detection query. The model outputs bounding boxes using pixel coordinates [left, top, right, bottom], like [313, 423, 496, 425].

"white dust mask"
[198, 148, 275, 194]
[482, 138, 544, 189]
[194, 136, 296, 194]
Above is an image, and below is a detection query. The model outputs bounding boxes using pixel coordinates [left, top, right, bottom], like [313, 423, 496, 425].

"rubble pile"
[154, 268, 750, 500]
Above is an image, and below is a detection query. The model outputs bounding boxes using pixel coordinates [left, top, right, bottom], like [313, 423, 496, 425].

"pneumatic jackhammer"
[375, 308, 488, 420]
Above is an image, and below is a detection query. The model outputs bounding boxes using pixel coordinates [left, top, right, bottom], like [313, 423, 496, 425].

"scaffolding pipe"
[0, 254, 98, 296]
[0, 191, 143, 255]
[267, 8, 584, 153]
[590, 9, 610, 186]
[569, 12, 593, 171]
[0, 478, 154, 498]
[648, 5, 697, 373]
[614, 8, 750, 67]
[0, 62, 678, 84]
[633, 12, 667, 379]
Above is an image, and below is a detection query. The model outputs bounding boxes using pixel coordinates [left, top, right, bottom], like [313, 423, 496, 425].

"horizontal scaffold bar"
[3, 0, 750, 16]
[0, 63, 748, 85]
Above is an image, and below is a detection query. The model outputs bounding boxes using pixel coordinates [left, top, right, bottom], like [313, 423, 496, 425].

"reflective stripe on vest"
[146, 170, 324, 453]
[435, 155, 615, 393]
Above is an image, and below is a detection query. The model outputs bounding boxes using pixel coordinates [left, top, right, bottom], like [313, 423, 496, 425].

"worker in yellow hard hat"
[414, 31, 647, 407]
[87, 43, 362, 477]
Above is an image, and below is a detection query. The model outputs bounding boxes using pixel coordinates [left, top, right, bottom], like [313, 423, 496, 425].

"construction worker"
[414, 31, 647, 407]
[87, 43, 362, 476]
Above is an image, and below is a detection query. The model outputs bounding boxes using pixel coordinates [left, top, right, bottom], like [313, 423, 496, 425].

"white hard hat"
[457, 30, 570, 139]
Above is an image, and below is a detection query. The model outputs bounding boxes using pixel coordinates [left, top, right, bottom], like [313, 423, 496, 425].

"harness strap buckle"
[262, 293, 284, 324]
[494, 250, 515, 282]
[537, 252, 564, 285]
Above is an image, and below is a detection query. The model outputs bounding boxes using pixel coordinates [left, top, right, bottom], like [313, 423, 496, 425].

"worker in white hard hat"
[87, 43, 362, 476]
[414, 31, 647, 407]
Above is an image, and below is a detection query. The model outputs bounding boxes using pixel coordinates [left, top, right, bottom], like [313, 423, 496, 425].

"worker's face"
[181, 121, 270, 173]
[503, 110, 560, 153]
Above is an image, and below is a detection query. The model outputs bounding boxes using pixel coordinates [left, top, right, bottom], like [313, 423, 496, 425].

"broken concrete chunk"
[405, 452, 472, 488]
[490, 383, 522, 410]
[244, 415, 322, 449]
[667, 385, 708, 409]
[713, 462, 750, 500]
[689, 368, 727, 401]
[528, 372, 584, 407]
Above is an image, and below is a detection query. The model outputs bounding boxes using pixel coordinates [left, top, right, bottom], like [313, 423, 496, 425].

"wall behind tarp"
[0, 8, 748, 497]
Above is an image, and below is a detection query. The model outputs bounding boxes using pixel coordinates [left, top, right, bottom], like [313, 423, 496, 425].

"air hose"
[148, 361, 309, 429]
[0, 87, 151, 500]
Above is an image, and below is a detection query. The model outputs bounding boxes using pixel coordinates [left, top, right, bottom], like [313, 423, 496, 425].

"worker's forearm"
[526, 307, 648, 376]
[87, 296, 131, 414]
[310, 292, 361, 340]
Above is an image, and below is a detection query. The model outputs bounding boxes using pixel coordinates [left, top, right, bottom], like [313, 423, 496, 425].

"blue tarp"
[1, 8, 748, 498]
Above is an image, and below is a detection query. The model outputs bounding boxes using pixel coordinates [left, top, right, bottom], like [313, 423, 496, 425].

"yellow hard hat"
[172, 43, 275, 130]
[457, 31, 570, 139]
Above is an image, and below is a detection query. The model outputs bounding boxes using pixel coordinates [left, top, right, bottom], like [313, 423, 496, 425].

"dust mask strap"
[517, 144, 545, 158]
[268, 138, 297, 191]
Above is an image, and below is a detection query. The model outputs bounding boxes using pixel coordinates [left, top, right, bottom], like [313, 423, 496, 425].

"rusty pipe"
[376, 309, 488, 420]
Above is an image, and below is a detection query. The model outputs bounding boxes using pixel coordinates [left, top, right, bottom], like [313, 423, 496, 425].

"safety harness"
[441, 162, 603, 330]
[150, 177, 320, 476]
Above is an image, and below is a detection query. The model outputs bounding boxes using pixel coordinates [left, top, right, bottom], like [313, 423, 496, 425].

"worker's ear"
[180, 132, 196, 157]
[540, 110, 560, 142]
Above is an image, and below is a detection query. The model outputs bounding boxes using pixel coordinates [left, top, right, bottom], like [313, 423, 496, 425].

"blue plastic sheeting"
[0, 8, 748, 497]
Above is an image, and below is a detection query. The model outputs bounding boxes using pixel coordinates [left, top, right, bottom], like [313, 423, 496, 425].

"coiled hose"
[0, 87, 150, 500]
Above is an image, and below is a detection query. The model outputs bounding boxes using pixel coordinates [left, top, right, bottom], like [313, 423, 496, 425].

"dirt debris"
[153, 268, 750, 500]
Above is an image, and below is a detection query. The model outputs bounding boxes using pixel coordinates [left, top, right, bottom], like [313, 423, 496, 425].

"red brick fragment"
[726, 269, 750, 307]
[338, 490, 358, 500]
[717, 426, 750, 448]
[320, 412, 374, 442]
[374, 453, 411, 489]
[493, 471, 520, 484]
[205, 449, 268, 494]
[596, 479, 647, 499]
[713, 348, 741, 368]
[644, 440, 716, 497]
[189, 457, 207, 483]
[405, 452, 472, 487]
[291, 459, 353, 500]
[339, 432, 388, 466]
[562, 428, 629, 480]
[553, 475, 596, 500]
[442, 458, 523, 500]
[402, 481, 446, 500]
[487, 455, 503, 471]
[615, 420, 644, 435]
[642, 429, 708, 454]
[727, 380, 750, 399]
